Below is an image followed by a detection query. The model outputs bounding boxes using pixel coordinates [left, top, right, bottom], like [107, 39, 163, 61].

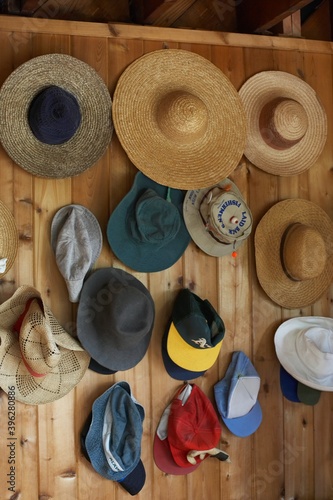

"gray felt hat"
[51, 204, 102, 302]
[77, 268, 155, 371]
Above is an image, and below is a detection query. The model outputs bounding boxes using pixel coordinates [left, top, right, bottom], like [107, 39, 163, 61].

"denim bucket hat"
[82, 381, 146, 495]
[107, 172, 191, 272]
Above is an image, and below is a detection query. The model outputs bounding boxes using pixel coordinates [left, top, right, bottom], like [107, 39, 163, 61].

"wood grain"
[0, 15, 332, 500]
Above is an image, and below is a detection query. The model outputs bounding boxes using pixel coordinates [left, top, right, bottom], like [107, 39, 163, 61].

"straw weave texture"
[0, 200, 18, 278]
[112, 49, 247, 190]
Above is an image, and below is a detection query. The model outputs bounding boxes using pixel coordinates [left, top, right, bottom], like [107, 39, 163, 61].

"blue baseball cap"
[82, 381, 146, 495]
[214, 351, 262, 437]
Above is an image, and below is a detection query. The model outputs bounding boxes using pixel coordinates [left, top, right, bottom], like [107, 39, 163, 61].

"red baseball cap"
[167, 384, 222, 468]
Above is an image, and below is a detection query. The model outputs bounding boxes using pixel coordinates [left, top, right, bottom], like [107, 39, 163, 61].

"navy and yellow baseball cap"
[162, 288, 225, 377]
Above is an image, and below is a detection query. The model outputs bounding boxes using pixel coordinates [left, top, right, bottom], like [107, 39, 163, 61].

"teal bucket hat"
[107, 172, 191, 272]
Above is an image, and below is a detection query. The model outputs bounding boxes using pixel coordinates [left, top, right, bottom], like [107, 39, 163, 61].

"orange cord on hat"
[232, 251, 237, 258]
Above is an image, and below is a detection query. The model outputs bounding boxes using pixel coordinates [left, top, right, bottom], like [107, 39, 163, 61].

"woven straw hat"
[255, 199, 333, 309]
[238, 71, 327, 176]
[0, 200, 18, 278]
[112, 49, 247, 189]
[0, 54, 113, 178]
[0, 285, 90, 404]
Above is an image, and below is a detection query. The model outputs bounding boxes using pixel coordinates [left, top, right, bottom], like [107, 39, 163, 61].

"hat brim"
[0, 54, 113, 178]
[238, 71, 327, 176]
[221, 399, 262, 437]
[0, 285, 90, 405]
[279, 365, 301, 402]
[161, 328, 206, 380]
[183, 178, 250, 257]
[274, 316, 333, 391]
[0, 200, 18, 279]
[88, 357, 117, 375]
[77, 268, 154, 371]
[153, 432, 200, 475]
[107, 172, 191, 272]
[254, 199, 333, 309]
[112, 49, 246, 189]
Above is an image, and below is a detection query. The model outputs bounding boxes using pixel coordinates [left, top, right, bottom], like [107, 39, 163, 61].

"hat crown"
[19, 298, 61, 375]
[28, 85, 82, 145]
[132, 189, 181, 246]
[282, 223, 327, 281]
[200, 186, 252, 244]
[296, 327, 333, 380]
[259, 97, 308, 150]
[156, 90, 208, 144]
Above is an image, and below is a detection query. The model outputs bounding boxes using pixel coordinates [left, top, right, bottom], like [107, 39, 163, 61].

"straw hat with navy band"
[238, 70, 327, 176]
[183, 178, 252, 257]
[255, 198, 333, 309]
[112, 49, 247, 189]
[107, 172, 191, 273]
[0, 54, 113, 178]
[0, 285, 90, 405]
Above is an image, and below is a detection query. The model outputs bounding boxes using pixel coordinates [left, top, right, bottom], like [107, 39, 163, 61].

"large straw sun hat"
[238, 71, 327, 176]
[112, 49, 247, 190]
[255, 199, 333, 309]
[0, 54, 113, 178]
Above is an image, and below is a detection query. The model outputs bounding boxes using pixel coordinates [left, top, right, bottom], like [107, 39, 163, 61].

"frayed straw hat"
[255, 199, 333, 309]
[238, 71, 327, 176]
[112, 49, 247, 189]
[0, 54, 113, 178]
[0, 285, 90, 404]
[0, 200, 18, 278]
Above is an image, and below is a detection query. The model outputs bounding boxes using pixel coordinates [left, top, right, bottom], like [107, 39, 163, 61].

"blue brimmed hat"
[214, 351, 262, 437]
[279, 365, 321, 405]
[82, 382, 145, 495]
[107, 172, 191, 272]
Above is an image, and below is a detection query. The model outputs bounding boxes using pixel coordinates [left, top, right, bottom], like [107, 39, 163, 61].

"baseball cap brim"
[153, 431, 200, 475]
[88, 357, 117, 375]
[166, 321, 222, 371]
[280, 365, 300, 402]
[161, 327, 206, 380]
[222, 399, 262, 437]
[297, 382, 321, 405]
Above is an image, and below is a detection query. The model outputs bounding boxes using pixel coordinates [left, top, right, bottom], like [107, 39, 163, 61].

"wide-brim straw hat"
[0, 200, 18, 278]
[112, 49, 247, 189]
[238, 71, 327, 176]
[0, 54, 113, 178]
[0, 285, 90, 404]
[255, 199, 333, 309]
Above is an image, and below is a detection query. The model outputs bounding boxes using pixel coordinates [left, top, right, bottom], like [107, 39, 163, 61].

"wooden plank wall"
[0, 17, 332, 500]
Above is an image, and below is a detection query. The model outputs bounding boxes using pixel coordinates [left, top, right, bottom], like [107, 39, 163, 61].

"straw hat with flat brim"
[0, 285, 90, 404]
[0, 54, 113, 178]
[112, 49, 247, 190]
[238, 71, 327, 176]
[0, 200, 18, 278]
[255, 199, 333, 309]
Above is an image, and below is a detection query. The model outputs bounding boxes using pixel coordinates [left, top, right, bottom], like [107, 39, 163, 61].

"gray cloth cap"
[51, 204, 102, 302]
